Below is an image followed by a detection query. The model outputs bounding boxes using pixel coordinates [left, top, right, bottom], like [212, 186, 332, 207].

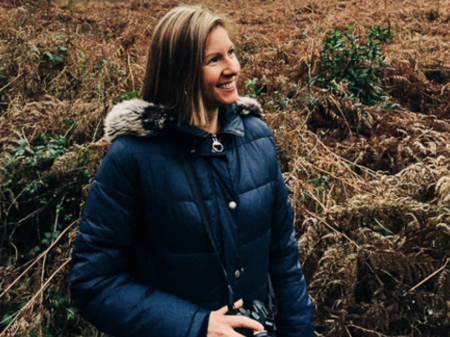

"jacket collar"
[166, 104, 245, 138]
[104, 96, 263, 143]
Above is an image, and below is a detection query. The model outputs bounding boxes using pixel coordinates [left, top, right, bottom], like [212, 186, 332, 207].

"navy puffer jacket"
[70, 97, 314, 337]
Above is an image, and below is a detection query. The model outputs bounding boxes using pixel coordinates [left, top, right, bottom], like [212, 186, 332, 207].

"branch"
[404, 258, 449, 295]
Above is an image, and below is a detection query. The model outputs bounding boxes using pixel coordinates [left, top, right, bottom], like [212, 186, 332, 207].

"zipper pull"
[211, 134, 224, 153]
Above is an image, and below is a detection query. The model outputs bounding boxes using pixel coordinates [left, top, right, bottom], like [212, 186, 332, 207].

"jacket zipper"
[211, 134, 224, 153]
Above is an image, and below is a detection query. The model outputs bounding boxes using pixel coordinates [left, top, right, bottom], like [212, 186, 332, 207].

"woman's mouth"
[217, 81, 235, 89]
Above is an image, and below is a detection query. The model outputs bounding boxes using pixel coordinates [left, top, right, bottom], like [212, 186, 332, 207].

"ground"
[0, 0, 450, 336]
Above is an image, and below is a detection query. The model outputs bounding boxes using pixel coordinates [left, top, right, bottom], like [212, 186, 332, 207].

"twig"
[293, 176, 327, 211]
[39, 253, 47, 322]
[310, 162, 376, 197]
[9, 242, 18, 265]
[17, 204, 47, 224]
[53, 195, 66, 232]
[303, 210, 385, 286]
[344, 325, 353, 337]
[0, 258, 71, 336]
[441, 82, 450, 96]
[363, 257, 385, 287]
[374, 218, 394, 235]
[128, 52, 135, 90]
[306, 130, 379, 178]
[347, 324, 392, 337]
[291, 0, 304, 27]
[91, 117, 103, 143]
[48, 66, 68, 85]
[300, 108, 312, 132]
[0, 71, 22, 93]
[4, 172, 42, 220]
[383, 0, 391, 34]
[307, 28, 317, 80]
[328, 95, 352, 138]
[286, 150, 379, 198]
[0, 219, 79, 300]
[404, 258, 449, 295]
[303, 209, 360, 249]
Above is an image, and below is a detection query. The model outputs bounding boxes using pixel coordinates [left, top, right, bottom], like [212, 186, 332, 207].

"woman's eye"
[208, 57, 219, 64]
[228, 49, 234, 56]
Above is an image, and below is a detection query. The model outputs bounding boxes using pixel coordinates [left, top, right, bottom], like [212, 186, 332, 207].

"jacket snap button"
[228, 201, 237, 210]
[234, 269, 241, 279]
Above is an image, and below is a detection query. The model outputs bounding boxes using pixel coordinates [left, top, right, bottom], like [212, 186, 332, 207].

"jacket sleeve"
[70, 139, 209, 337]
[269, 141, 315, 337]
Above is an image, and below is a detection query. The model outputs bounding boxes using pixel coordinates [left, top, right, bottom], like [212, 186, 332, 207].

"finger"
[228, 316, 265, 332]
[216, 299, 244, 315]
[215, 305, 230, 315]
[234, 299, 244, 309]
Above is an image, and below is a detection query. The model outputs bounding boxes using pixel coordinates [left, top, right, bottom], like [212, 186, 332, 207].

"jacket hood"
[104, 97, 263, 143]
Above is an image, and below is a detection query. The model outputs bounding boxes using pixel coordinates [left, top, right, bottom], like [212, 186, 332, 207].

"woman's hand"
[207, 299, 264, 337]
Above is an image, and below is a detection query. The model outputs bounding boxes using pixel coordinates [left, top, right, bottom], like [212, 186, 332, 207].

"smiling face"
[201, 25, 241, 116]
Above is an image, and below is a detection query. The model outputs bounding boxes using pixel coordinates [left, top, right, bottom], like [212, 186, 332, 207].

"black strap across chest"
[178, 152, 277, 314]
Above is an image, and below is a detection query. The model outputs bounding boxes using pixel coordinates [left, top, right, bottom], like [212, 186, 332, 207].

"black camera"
[227, 300, 276, 337]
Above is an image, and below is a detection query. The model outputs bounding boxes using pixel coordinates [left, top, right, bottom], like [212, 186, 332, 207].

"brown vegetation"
[1, 0, 450, 336]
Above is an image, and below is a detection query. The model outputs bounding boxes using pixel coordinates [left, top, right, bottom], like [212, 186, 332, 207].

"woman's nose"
[223, 57, 240, 76]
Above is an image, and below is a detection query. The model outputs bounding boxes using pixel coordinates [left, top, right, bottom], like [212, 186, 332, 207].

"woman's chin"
[220, 93, 239, 106]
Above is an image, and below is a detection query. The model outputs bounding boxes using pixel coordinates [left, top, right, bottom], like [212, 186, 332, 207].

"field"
[1, 0, 450, 336]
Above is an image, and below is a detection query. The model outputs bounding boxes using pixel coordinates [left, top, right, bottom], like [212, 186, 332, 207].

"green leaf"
[263, 103, 276, 113]
[42, 53, 53, 62]
[30, 246, 41, 256]
[55, 134, 68, 147]
[67, 307, 77, 320]
[65, 119, 77, 127]
[2, 312, 14, 325]
[279, 97, 289, 109]
[113, 91, 141, 104]
[308, 97, 320, 111]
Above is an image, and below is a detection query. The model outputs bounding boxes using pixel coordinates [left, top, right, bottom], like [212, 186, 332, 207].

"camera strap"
[179, 153, 278, 315]
[179, 153, 235, 311]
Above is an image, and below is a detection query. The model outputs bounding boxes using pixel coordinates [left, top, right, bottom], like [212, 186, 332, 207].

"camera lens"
[253, 331, 271, 337]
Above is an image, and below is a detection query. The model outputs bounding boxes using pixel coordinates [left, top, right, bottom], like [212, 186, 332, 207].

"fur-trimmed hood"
[104, 96, 263, 143]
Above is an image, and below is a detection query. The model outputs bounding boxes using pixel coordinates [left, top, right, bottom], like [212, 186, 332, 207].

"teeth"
[217, 82, 234, 89]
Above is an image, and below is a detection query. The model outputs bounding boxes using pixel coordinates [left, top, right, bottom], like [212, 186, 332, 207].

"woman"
[70, 5, 314, 337]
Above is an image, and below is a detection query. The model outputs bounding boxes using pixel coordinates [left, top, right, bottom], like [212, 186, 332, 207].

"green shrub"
[245, 77, 264, 98]
[310, 25, 394, 107]
[42, 46, 68, 64]
[112, 91, 141, 105]
[1, 132, 95, 257]
[4, 133, 68, 190]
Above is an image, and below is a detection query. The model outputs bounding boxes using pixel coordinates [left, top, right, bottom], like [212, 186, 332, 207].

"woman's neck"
[195, 109, 219, 134]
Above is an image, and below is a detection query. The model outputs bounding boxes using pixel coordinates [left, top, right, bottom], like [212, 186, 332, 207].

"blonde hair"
[142, 5, 227, 125]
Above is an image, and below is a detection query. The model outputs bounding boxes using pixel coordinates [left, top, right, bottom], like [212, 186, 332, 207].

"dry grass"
[1, 0, 450, 336]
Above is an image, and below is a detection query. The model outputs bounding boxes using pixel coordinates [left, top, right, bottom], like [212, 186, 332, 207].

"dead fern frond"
[385, 75, 411, 86]
[436, 176, 450, 207]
